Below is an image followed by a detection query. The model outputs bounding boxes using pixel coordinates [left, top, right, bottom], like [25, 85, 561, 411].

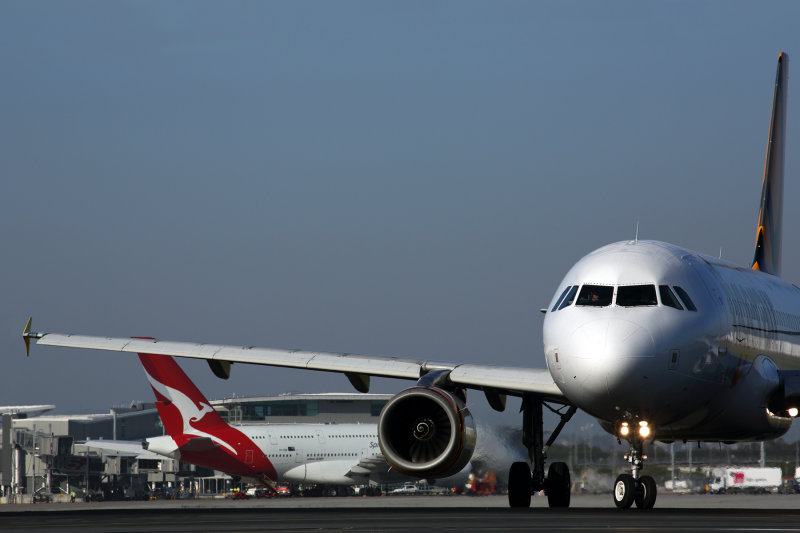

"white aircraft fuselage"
[146, 422, 385, 485]
[545, 239, 798, 442]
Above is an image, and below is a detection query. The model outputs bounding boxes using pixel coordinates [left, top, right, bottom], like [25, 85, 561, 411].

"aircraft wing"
[24, 324, 567, 402]
[82, 439, 165, 460]
[345, 453, 392, 479]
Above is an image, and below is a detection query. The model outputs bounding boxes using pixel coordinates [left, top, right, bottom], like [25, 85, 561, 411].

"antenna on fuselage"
[719, 247, 723, 259]
[635, 221, 639, 243]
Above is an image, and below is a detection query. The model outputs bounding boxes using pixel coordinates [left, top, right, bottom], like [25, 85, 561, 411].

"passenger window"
[659, 285, 683, 310]
[616, 285, 657, 307]
[576, 285, 613, 307]
[673, 286, 697, 311]
[557, 286, 579, 310]
[551, 286, 572, 312]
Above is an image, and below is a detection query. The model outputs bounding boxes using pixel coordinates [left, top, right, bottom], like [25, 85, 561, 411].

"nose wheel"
[613, 473, 656, 509]
[612, 440, 657, 509]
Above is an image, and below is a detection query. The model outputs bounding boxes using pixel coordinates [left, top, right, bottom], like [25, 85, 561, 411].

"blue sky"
[2, 1, 800, 439]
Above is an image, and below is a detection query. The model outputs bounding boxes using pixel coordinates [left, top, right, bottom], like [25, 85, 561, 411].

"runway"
[3, 494, 800, 532]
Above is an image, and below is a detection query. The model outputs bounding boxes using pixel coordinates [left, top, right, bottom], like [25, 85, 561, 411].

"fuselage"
[148, 423, 385, 484]
[543, 240, 800, 442]
[242, 423, 384, 484]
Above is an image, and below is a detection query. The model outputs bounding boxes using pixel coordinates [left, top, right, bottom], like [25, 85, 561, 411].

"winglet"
[22, 317, 43, 357]
[752, 52, 789, 276]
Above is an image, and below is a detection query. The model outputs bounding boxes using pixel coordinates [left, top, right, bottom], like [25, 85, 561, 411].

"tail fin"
[138, 350, 278, 481]
[752, 52, 789, 276]
[138, 352, 228, 438]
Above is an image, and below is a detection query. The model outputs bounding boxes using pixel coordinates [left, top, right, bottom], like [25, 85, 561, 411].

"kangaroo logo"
[145, 372, 238, 455]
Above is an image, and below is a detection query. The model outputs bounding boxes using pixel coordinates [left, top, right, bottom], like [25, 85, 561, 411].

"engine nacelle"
[378, 386, 476, 478]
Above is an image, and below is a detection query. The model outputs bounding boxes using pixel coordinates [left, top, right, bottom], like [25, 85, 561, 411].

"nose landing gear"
[613, 439, 657, 509]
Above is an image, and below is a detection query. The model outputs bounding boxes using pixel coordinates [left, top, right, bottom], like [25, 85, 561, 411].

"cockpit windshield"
[576, 285, 613, 307]
[557, 285, 579, 310]
[551, 286, 572, 312]
[659, 285, 683, 310]
[549, 283, 696, 312]
[616, 285, 657, 307]
[673, 286, 697, 311]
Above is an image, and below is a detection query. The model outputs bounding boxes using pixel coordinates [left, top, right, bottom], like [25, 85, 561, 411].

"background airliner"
[24, 53, 792, 510]
[90, 352, 468, 491]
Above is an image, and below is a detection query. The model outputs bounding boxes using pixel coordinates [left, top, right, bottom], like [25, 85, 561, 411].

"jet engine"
[378, 385, 476, 478]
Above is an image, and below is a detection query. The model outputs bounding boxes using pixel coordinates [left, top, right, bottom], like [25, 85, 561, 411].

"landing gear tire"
[508, 461, 532, 508]
[613, 474, 635, 509]
[546, 462, 571, 508]
[634, 475, 657, 509]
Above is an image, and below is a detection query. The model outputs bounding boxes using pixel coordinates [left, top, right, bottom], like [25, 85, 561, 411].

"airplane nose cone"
[560, 318, 656, 415]
[572, 319, 654, 361]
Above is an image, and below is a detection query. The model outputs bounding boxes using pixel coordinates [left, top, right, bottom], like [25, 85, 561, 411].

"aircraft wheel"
[546, 462, 571, 508]
[634, 475, 657, 509]
[508, 462, 532, 508]
[613, 474, 635, 509]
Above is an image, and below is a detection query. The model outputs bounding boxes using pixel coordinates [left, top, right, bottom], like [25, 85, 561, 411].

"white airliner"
[88, 352, 462, 491]
[139, 353, 468, 489]
[23, 53, 791, 509]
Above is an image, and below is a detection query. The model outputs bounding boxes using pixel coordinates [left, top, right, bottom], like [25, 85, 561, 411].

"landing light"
[638, 421, 651, 438]
[619, 422, 630, 437]
[789, 407, 799, 418]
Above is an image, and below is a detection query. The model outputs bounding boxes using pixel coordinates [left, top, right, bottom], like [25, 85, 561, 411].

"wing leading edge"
[24, 324, 566, 402]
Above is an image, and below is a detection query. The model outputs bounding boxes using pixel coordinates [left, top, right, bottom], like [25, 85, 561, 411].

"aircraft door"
[245, 449, 254, 465]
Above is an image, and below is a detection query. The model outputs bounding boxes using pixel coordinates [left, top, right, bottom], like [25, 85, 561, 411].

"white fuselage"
[543, 240, 800, 442]
[241, 423, 384, 484]
[148, 423, 387, 485]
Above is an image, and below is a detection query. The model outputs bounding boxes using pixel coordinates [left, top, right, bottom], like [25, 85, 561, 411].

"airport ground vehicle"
[391, 483, 418, 495]
[707, 468, 782, 494]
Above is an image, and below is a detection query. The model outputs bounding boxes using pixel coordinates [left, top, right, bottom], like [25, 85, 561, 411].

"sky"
[2, 1, 800, 442]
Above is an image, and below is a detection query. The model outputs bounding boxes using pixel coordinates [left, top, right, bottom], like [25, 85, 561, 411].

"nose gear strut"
[613, 435, 657, 509]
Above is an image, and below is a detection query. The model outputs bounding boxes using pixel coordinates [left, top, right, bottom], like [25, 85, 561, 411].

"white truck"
[707, 467, 782, 494]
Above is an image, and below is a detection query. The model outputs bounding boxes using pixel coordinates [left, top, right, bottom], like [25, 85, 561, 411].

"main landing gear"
[508, 395, 577, 508]
[612, 436, 657, 509]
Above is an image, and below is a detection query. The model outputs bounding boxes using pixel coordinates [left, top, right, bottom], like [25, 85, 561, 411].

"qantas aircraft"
[24, 53, 792, 509]
[95, 352, 456, 490]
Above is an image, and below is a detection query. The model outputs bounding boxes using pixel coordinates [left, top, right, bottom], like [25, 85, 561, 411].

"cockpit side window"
[616, 285, 657, 307]
[551, 286, 572, 312]
[576, 285, 613, 307]
[673, 286, 697, 311]
[557, 285, 579, 310]
[658, 285, 683, 310]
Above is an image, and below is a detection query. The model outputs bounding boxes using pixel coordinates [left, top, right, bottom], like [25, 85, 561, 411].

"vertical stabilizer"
[138, 352, 278, 481]
[138, 353, 229, 438]
[752, 52, 789, 276]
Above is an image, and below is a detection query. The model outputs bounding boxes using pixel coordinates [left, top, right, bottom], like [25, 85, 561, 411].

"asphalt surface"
[3, 494, 800, 532]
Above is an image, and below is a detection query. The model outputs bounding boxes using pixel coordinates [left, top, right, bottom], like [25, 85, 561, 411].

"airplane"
[23, 52, 791, 510]
[88, 351, 468, 491]
[0, 405, 55, 417]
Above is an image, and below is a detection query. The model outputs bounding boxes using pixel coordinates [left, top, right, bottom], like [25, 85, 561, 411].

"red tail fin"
[138, 353, 227, 437]
[137, 350, 277, 481]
